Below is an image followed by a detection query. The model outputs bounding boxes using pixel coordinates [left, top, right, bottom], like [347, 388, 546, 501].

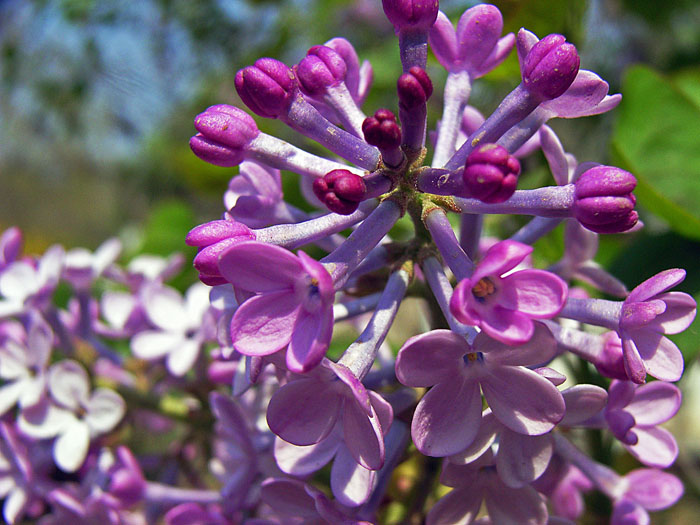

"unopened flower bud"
[573, 166, 638, 234]
[190, 105, 259, 167]
[463, 143, 521, 203]
[312, 169, 367, 215]
[362, 109, 401, 150]
[235, 58, 297, 118]
[522, 34, 580, 100]
[108, 447, 146, 508]
[397, 66, 433, 109]
[186, 220, 256, 285]
[382, 0, 439, 31]
[296, 45, 347, 97]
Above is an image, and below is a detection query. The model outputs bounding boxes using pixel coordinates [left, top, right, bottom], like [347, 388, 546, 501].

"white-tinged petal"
[18, 403, 75, 439]
[54, 420, 90, 472]
[142, 284, 189, 332]
[3, 486, 29, 525]
[48, 361, 89, 411]
[166, 339, 201, 377]
[131, 331, 182, 360]
[85, 388, 125, 434]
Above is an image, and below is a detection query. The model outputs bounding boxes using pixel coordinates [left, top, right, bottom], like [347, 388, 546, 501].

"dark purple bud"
[573, 166, 638, 234]
[362, 109, 402, 149]
[312, 169, 367, 215]
[235, 57, 297, 118]
[296, 45, 347, 97]
[191, 105, 260, 167]
[522, 34, 580, 100]
[397, 66, 433, 109]
[186, 220, 256, 284]
[463, 143, 521, 203]
[382, 0, 439, 31]
[606, 409, 639, 445]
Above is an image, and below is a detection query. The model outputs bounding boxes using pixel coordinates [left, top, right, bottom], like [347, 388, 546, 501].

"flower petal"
[624, 469, 683, 511]
[496, 430, 553, 488]
[647, 292, 696, 334]
[218, 241, 302, 292]
[343, 399, 384, 470]
[411, 376, 482, 457]
[626, 427, 678, 469]
[266, 378, 341, 446]
[448, 410, 499, 465]
[85, 388, 125, 434]
[632, 331, 683, 382]
[426, 487, 483, 525]
[395, 330, 467, 387]
[480, 365, 564, 435]
[231, 291, 300, 356]
[48, 360, 89, 411]
[500, 269, 567, 318]
[483, 475, 548, 525]
[560, 385, 608, 426]
[627, 269, 686, 303]
[54, 419, 90, 472]
[287, 310, 332, 373]
[479, 305, 534, 345]
[626, 381, 680, 425]
[131, 331, 181, 360]
[330, 444, 375, 507]
[142, 284, 189, 332]
[477, 322, 557, 367]
[472, 241, 533, 282]
[273, 433, 340, 476]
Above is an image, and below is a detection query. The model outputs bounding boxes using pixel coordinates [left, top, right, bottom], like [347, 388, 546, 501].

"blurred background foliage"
[2, 0, 700, 522]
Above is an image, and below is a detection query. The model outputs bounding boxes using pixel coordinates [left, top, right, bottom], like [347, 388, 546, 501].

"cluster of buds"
[0, 1, 695, 524]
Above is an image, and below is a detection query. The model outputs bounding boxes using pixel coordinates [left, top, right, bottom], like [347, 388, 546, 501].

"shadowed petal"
[331, 444, 375, 507]
[48, 361, 89, 411]
[274, 433, 340, 476]
[427, 487, 483, 525]
[483, 478, 548, 525]
[287, 309, 332, 373]
[480, 365, 564, 435]
[479, 305, 534, 345]
[343, 400, 384, 470]
[631, 331, 683, 382]
[477, 322, 557, 367]
[560, 385, 608, 426]
[412, 376, 482, 457]
[647, 292, 696, 334]
[448, 410, 499, 465]
[267, 379, 341, 446]
[626, 382, 680, 425]
[496, 430, 552, 488]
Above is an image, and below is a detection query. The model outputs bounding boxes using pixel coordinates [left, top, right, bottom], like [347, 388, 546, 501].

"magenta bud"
[187, 220, 255, 284]
[382, 0, 439, 31]
[108, 447, 146, 507]
[362, 109, 402, 149]
[312, 169, 367, 215]
[573, 166, 638, 234]
[190, 105, 259, 167]
[235, 57, 297, 118]
[296, 45, 347, 97]
[463, 143, 521, 203]
[522, 34, 580, 100]
[397, 66, 433, 109]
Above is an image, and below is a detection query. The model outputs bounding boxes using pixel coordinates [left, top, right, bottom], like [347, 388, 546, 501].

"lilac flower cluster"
[0, 1, 696, 524]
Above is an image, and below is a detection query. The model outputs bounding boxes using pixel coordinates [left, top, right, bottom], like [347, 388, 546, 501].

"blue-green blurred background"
[1, 0, 700, 522]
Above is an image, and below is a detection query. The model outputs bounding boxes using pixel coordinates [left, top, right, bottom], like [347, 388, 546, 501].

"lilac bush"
[0, 1, 696, 523]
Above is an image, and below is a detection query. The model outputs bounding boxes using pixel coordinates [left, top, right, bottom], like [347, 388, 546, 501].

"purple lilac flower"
[449, 240, 567, 345]
[62, 238, 121, 291]
[0, 227, 23, 272]
[395, 324, 564, 456]
[0, 423, 34, 525]
[603, 380, 681, 468]
[219, 241, 334, 373]
[266, 358, 388, 471]
[427, 450, 548, 525]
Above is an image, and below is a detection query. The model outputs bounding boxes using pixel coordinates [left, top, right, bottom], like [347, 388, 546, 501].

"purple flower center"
[463, 351, 484, 365]
[296, 276, 324, 313]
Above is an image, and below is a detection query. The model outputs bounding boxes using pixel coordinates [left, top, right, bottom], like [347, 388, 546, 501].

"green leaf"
[611, 65, 700, 240]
